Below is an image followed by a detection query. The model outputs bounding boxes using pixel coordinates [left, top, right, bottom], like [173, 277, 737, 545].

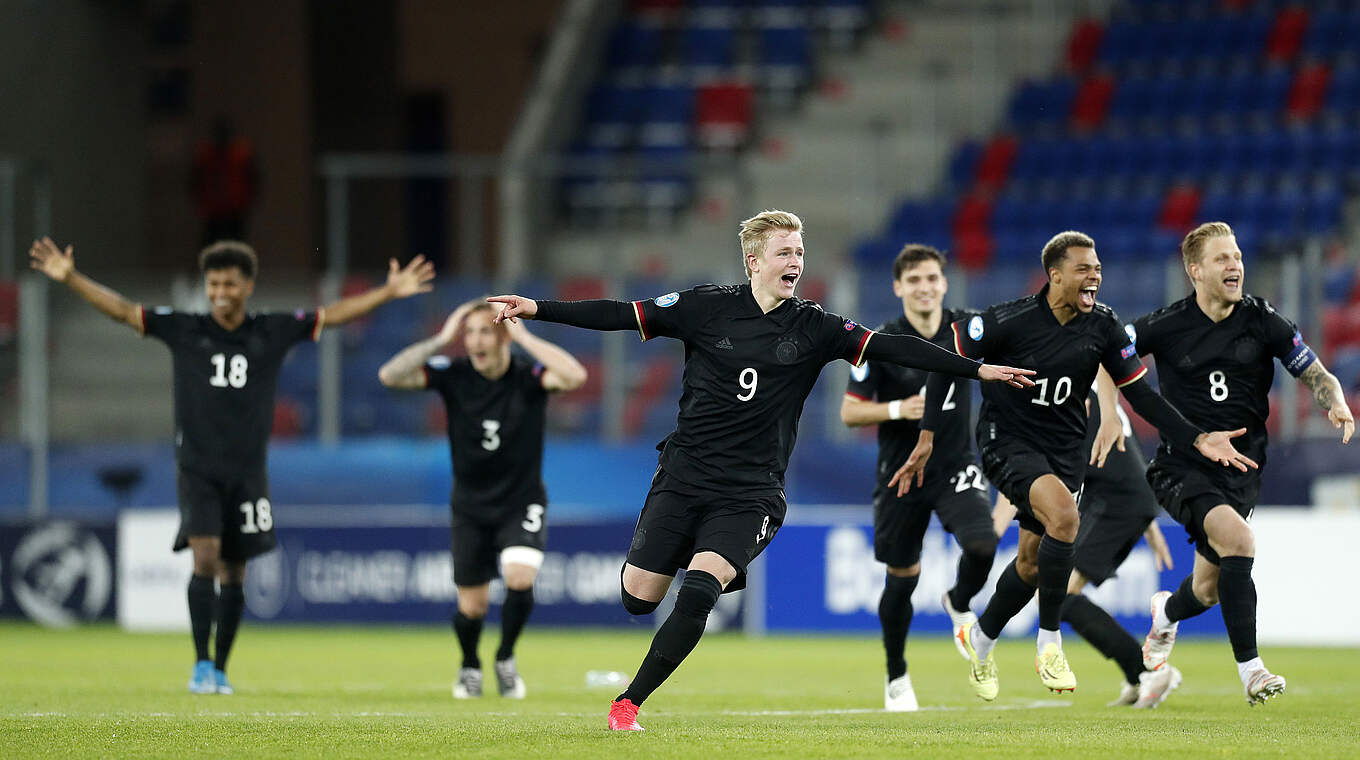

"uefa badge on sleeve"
[968, 315, 984, 341]
[655, 292, 679, 308]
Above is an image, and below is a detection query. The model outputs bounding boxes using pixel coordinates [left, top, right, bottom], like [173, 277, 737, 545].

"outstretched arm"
[487, 294, 640, 332]
[860, 332, 1035, 387]
[1298, 361, 1354, 444]
[1120, 376, 1257, 471]
[504, 319, 588, 391]
[378, 302, 476, 390]
[323, 256, 435, 327]
[29, 237, 142, 332]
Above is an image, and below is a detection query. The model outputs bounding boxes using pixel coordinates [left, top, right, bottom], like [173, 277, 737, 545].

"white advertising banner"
[117, 508, 192, 631]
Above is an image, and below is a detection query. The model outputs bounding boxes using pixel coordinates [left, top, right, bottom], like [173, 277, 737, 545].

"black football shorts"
[174, 467, 277, 561]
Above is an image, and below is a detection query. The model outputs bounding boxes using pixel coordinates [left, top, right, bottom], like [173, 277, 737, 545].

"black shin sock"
[453, 611, 485, 670]
[619, 570, 722, 706]
[948, 540, 996, 612]
[1036, 535, 1075, 632]
[878, 573, 919, 681]
[1165, 572, 1212, 623]
[187, 575, 216, 663]
[1218, 556, 1259, 663]
[978, 560, 1036, 639]
[1061, 594, 1144, 684]
[213, 583, 245, 672]
[496, 588, 535, 662]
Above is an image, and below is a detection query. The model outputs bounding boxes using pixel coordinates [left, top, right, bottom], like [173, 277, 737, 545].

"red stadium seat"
[696, 81, 755, 150]
[974, 135, 1019, 189]
[1158, 184, 1201, 232]
[272, 398, 304, 437]
[0, 280, 16, 343]
[953, 229, 994, 271]
[1066, 19, 1104, 74]
[1265, 6, 1309, 62]
[1070, 73, 1116, 131]
[558, 276, 607, 302]
[1286, 62, 1331, 119]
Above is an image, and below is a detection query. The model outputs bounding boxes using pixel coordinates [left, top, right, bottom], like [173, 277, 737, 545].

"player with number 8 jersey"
[29, 237, 435, 695]
[487, 210, 1036, 730]
[379, 299, 588, 700]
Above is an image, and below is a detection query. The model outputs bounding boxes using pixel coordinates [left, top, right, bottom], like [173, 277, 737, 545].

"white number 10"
[737, 367, 759, 401]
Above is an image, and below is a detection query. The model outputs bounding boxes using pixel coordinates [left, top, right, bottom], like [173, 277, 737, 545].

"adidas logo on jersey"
[715, 337, 734, 350]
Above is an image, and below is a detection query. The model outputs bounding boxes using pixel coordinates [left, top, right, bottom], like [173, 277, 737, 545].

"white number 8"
[737, 367, 759, 401]
[1209, 370, 1229, 402]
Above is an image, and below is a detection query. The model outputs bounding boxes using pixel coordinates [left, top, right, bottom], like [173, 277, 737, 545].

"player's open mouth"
[781, 273, 799, 287]
[1079, 286, 1097, 307]
[1223, 274, 1241, 289]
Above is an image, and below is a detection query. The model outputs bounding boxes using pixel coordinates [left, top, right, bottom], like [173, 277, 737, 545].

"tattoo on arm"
[1299, 362, 1341, 412]
[380, 336, 444, 385]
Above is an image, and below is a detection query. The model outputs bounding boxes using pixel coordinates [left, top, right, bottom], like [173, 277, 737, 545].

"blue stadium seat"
[606, 22, 665, 69]
[681, 24, 737, 69]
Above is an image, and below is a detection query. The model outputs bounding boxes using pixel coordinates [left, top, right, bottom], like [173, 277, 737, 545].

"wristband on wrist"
[888, 399, 902, 420]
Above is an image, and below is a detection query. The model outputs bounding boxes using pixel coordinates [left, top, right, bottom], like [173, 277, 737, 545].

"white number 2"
[919, 382, 957, 411]
[210, 353, 248, 388]
[952, 464, 985, 493]
[481, 420, 502, 451]
[239, 498, 273, 534]
[521, 504, 544, 533]
[1209, 370, 1229, 402]
[737, 367, 759, 401]
[1031, 376, 1072, 407]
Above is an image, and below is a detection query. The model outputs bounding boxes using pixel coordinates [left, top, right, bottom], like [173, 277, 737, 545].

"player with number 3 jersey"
[29, 237, 434, 695]
[379, 299, 587, 700]
[840, 244, 998, 712]
[487, 210, 1036, 731]
[1131, 222, 1354, 706]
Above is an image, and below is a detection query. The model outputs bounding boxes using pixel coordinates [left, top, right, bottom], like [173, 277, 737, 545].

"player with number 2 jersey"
[29, 237, 433, 695]
[487, 210, 1035, 731]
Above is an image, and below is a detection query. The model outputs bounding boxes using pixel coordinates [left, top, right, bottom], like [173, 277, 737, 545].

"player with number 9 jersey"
[28, 236, 434, 695]
[486, 211, 1034, 730]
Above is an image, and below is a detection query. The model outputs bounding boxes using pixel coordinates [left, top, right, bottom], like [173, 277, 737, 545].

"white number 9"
[737, 367, 759, 401]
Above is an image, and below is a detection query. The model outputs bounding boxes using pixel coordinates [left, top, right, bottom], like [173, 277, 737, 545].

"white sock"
[971, 625, 997, 660]
[1037, 627, 1062, 653]
[1237, 656, 1264, 682]
[1153, 596, 1173, 630]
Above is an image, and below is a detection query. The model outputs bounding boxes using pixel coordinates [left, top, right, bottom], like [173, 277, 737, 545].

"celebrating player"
[29, 237, 434, 694]
[378, 299, 587, 699]
[994, 370, 1183, 708]
[1133, 222, 1354, 706]
[892, 230, 1255, 701]
[488, 210, 1035, 730]
[840, 244, 997, 711]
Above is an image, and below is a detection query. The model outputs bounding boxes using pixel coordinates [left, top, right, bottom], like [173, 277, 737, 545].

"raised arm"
[504, 318, 588, 391]
[1119, 376, 1257, 471]
[323, 256, 435, 327]
[378, 301, 473, 390]
[29, 237, 142, 332]
[1297, 361, 1355, 444]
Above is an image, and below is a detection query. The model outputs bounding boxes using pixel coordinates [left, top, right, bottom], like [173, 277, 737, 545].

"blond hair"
[738, 210, 803, 277]
[1181, 221, 1235, 268]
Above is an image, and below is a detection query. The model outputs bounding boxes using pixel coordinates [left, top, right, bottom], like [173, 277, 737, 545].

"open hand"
[386, 255, 436, 298]
[1089, 416, 1126, 467]
[888, 434, 933, 497]
[435, 302, 477, 345]
[978, 364, 1036, 389]
[1194, 428, 1258, 472]
[29, 237, 74, 283]
[486, 294, 538, 323]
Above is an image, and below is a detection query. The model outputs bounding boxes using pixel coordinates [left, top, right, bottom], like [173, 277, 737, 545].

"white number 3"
[521, 504, 545, 533]
[737, 367, 759, 401]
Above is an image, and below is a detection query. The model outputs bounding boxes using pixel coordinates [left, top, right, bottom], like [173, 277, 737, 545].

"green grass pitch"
[2, 622, 1357, 759]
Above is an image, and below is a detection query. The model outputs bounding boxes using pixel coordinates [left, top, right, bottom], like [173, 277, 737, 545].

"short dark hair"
[892, 244, 946, 280]
[1040, 230, 1095, 274]
[199, 240, 258, 278]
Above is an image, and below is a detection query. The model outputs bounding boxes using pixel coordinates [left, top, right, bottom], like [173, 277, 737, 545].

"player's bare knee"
[688, 552, 737, 588]
[1194, 576, 1220, 606]
[1047, 507, 1079, 542]
[887, 564, 920, 578]
[1015, 554, 1040, 584]
[458, 597, 489, 618]
[500, 547, 543, 591]
[1066, 569, 1088, 596]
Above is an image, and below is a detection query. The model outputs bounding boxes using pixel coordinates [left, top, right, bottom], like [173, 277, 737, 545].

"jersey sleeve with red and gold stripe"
[630, 287, 706, 342]
[1099, 311, 1148, 388]
[949, 309, 998, 360]
[818, 310, 874, 367]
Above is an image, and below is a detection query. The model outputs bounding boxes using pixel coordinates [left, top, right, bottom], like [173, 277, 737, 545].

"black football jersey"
[846, 309, 980, 486]
[631, 284, 873, 495]
[141, 307, 320, 479]
[952, 285, 1146, 466]
[1131, 294, 1315, 482]
[424, 354, 549, 512]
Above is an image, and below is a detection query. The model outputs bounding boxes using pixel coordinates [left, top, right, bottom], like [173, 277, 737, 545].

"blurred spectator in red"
[192, 116, 259, 245]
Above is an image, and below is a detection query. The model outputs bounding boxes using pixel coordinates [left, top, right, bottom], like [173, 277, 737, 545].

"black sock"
[979, 559, 1036, 639]
[1218, 556, 1259, 663]
[453, 611, 484, 670]
[213, 583, 245, 672]
[1036, 535, 1075, 632]
[187, 575, 215, 663]
[619, 570, 722, 706]
[1061, 593, 1144, 685]
[948, 537, 997, 612]
[1165, 572, 1212, 623]
[496, 588, 535, 662]
[878, 573, 919, 681]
